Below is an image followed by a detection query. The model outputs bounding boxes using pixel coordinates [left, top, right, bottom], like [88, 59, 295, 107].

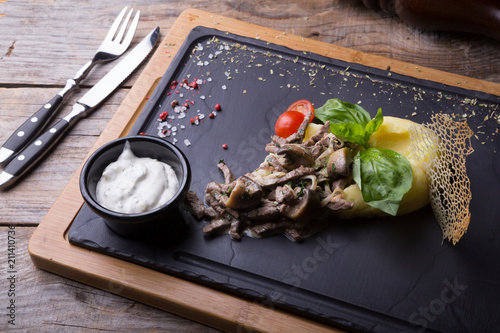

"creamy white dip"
[96, 141, 179, 214]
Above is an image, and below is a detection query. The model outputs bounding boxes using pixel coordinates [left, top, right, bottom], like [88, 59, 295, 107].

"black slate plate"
[69, 27, 500, 333]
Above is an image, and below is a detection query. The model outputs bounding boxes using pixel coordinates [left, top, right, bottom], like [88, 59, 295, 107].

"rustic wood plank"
[0, 0, 499, 87]
[0, 87, 127, 226]
[0, 226, 222, 332]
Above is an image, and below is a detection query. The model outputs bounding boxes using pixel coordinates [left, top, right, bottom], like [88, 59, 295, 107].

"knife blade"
[0, 7, 140, 166]
[0, 27, 160, 190]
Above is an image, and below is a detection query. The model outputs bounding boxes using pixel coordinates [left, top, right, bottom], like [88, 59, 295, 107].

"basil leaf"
[315, 98, 371, 126]
[330, 122, 367, 146]
[315, 99, 383, 147]
[353, 148, 413, 216]
[364, 108, 383, 142]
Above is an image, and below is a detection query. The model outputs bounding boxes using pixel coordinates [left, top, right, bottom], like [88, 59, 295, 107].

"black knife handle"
[2, 118, 72, 181]
[0, 94, 63, 163]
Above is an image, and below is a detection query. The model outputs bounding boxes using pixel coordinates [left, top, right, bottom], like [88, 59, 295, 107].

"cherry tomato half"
[286, 99, 314, 123]
[275, 111, 306, 138]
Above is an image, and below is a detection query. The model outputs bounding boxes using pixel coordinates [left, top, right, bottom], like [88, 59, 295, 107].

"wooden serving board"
[29, 9, 500, 333]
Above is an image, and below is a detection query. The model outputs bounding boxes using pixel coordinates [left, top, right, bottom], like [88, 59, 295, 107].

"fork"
[0, 6, 140, 165]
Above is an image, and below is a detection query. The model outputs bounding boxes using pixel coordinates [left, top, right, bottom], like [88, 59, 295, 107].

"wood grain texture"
[1, 1, 500, 332]
[0, 227, 222, 332]
[0, 87, 126, 226]
[1, 0, 499, 86]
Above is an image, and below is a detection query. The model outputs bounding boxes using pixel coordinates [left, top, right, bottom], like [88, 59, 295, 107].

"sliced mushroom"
[222, 175, 263, 210]
[326, 147, 352, 179]
[276, 144, 314, 169]
[283, 188, 314, 220]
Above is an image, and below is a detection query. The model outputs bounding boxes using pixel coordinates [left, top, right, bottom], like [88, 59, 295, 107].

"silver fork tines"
[0, 7, 140, 165]
[99, 7, 139, 57]
[86, 7, 140, 78]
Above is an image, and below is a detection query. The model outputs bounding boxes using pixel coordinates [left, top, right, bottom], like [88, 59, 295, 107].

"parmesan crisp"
[409, 113, 474, 245]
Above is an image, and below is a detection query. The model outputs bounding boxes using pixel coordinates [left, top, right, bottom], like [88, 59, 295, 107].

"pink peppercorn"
[159, 111, 168, 121]
[215, 104, 222, 111]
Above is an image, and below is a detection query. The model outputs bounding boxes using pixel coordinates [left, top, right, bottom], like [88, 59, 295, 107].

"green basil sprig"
[315, 98, 412, 216]
[353, 148, 413, 216]
[315, 98, 383, 148]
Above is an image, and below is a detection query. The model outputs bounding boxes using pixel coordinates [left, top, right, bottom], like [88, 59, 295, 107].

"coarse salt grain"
[184, 139, 191, 146]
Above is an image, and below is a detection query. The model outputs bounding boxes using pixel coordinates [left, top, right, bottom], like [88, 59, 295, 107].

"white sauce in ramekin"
[96, 141, 179, 214]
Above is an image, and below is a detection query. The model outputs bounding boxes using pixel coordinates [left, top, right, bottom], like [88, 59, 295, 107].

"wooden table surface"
[1, 1, 499, 331]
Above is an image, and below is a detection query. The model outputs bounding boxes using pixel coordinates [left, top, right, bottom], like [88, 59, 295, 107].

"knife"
[0, 27, 160, 190]
[0, 7, 140, 166]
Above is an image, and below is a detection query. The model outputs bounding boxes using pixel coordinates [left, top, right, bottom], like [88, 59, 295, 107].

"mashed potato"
[306, 116, 429, 218]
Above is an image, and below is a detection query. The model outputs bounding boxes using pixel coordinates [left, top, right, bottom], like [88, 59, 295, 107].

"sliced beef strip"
[203, 216, 236, 234]
[241, 202, 286, 221]
[326, 195, 355, 211]
[250, 218, 290, 237]
[217, 161, 235, 183]
[260, 154, 288, 173]
[274, 184, 297, 203]
[229, 219, 246, 240]
[295, 110, 313, 142]
[303, 122, 331, 146]
[249, 218, 306, 241]
[247, 165, 315, 189]
[204, 182, 239, 218]
[310, 134, 334, 159]
[265, 143, 280, 154]
[271, 135, 288, 146]
[184, 191, 207, 219]
[285, 228, 303, 241]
